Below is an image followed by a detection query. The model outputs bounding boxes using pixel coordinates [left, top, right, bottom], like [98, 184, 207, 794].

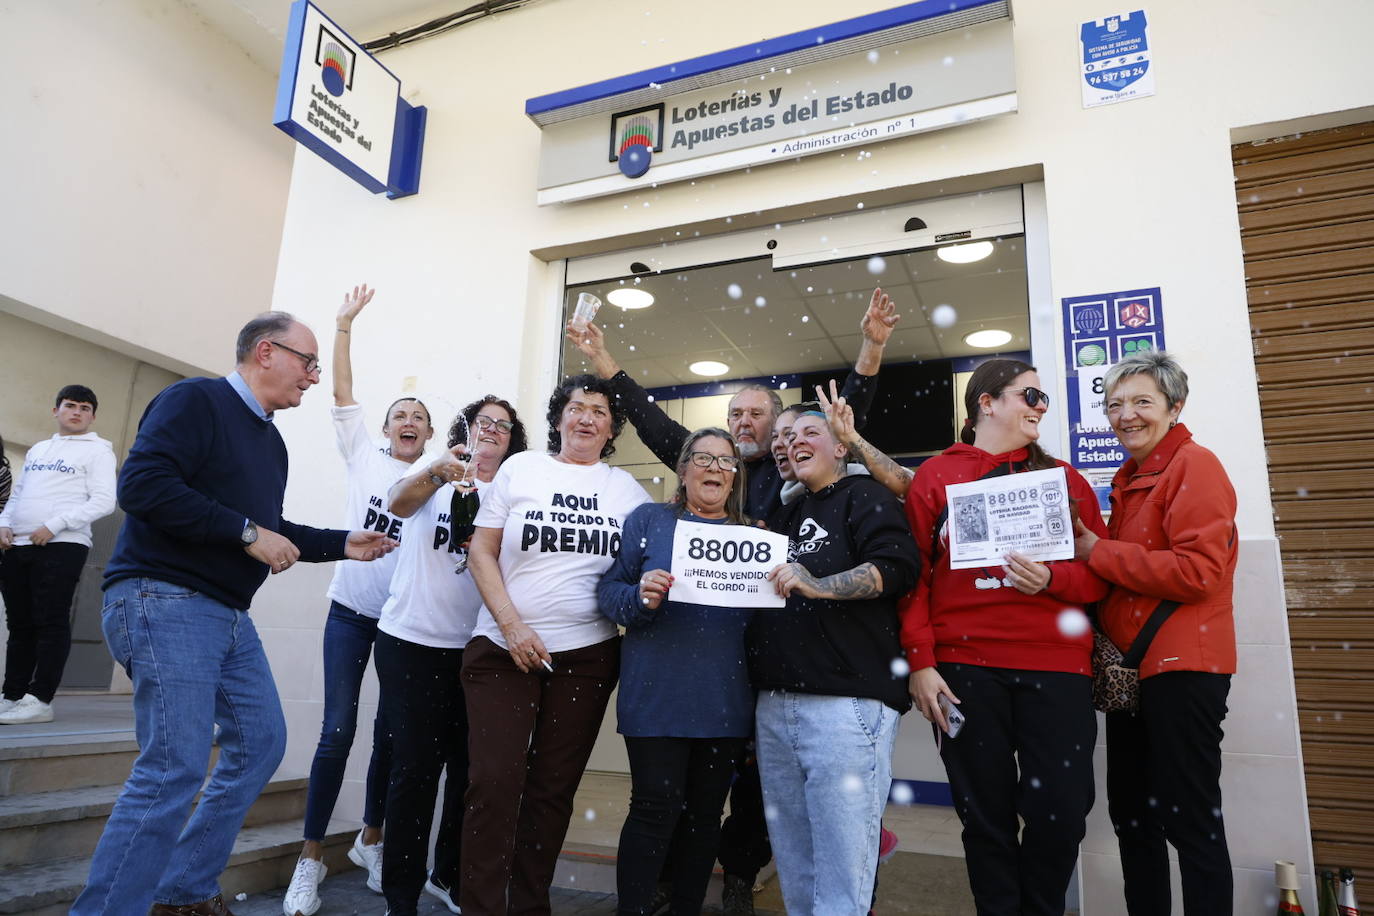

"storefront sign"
[1081, 9, 1155, 109]
[1060, 287, 1167, 506]
[528, 1, 1016, 204]
[273, 0, 426, 198]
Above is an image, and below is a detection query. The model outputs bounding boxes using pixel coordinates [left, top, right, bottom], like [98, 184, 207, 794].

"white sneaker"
[346, 830, 383, 894]
[424, 874, 461, 914]
[282, 856, 326, 916]
[0, 697, 17, 715]
[0, 694, 53, 724]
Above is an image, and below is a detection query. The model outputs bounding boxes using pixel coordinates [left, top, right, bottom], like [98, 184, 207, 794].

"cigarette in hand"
[541, 659, 554, 673]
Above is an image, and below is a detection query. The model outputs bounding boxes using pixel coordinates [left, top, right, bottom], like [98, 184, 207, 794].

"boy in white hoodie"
[0, 385, 117, 724]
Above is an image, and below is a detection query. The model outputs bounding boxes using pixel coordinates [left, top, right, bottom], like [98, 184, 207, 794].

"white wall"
[0, 0, 295, 378]
[256, 0, 1372, 908]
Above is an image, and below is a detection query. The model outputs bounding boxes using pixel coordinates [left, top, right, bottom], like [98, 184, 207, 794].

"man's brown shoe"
[149, 894, 234, 916]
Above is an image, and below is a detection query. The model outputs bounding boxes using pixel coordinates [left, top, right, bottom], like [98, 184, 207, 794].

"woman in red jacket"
[1073, 351, 1237, 916]
[902, 358, 1109, 916]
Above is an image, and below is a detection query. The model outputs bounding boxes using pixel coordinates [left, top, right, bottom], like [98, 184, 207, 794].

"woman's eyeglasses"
[474, 415, 514, 434]
[688, 451, 740, 471]
[1018, 387, 1051, 409]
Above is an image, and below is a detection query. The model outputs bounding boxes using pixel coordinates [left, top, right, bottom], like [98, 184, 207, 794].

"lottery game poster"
[1060, 287, 1166, 510]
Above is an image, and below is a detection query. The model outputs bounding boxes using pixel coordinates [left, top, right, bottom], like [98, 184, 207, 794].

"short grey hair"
[1103, 351, 1189, 410]
[235, 312, 297, 365]
[728, 384, 785, 418]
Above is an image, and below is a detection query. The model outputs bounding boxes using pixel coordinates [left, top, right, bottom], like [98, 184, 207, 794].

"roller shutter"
[1234, 121, 1374, 883]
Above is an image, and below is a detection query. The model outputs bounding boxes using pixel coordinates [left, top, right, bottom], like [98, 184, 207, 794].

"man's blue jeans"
[303, 600, 389, 841]
[72, 577, 287, 915]
[755, 689, 898, 916]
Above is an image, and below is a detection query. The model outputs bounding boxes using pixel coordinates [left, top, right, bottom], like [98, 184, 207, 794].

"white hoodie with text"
[0, 433, 118, 548]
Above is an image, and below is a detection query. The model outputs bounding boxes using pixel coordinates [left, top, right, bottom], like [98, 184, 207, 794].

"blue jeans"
[72, 577, 287, 914]
[754, 690, 897, 916]
[303, 600, 389, 840]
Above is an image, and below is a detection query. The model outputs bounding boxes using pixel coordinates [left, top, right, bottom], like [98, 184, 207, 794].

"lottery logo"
[315, 26, 355, 98]
[1116, 297, 1154, 329]
[1077, 343, 1107, 366]
[609, 104, 664, 179]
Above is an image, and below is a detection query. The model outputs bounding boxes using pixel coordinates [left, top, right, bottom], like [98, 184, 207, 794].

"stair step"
[0, 818, 356, 915]
[0, 775, 308, 868]
[0, 735, 140, 797]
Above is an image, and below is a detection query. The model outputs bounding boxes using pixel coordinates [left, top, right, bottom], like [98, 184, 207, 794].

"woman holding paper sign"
[899, 357, 1109, 916]
[749, 408, 919, 916]
[1073, 351, 1237, 916]
[597, 428, 756, 916]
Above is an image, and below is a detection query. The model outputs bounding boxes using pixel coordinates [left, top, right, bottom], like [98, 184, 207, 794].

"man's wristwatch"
[241, 521, 259, 546]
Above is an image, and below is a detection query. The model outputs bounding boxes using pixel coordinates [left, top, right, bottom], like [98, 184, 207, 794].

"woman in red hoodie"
[902, 358, 1109, 916]
[1073, 351, 1237, 916]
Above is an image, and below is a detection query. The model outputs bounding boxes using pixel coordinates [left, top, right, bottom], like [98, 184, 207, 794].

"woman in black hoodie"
[749, 408, 919, 916]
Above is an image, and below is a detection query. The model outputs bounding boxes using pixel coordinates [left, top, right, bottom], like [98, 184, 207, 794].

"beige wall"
[0, 0, 294, 377]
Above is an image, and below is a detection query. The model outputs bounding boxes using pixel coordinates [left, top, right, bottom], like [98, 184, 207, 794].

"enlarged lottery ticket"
[944, 467, 1074, 569]
[667, 519, 788, 609]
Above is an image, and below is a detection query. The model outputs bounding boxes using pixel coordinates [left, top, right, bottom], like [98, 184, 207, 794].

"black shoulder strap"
[931, 461, 1024, 561]
[1121, 600, 1182, 668]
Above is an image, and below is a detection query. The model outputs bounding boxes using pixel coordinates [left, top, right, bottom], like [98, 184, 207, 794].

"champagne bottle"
[1321, 871, 1341, 916]
[1278, 860, 1308, 914]
[1338, 868, 1361, 916]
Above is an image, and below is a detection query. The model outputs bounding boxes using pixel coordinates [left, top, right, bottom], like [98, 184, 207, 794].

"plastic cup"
[571, 292, 602, 331]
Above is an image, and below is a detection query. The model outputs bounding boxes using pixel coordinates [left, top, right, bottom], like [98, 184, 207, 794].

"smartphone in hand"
[939, 695, 965, 738]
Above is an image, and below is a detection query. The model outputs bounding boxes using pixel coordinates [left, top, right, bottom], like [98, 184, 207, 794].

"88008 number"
[687, 537, 772, 564]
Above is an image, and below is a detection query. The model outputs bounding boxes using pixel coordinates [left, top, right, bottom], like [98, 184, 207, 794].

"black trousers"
[938, 664, 1096, 916]
[1107, 671, 1232, 916]
[716, 745, 772, 883]
[1, 542, 88, 703]
[374, 631, 469, 915]
[618, 736, 746, 916]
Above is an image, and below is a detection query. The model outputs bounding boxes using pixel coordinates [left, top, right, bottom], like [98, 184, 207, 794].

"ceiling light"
[937, 240, 994, 264]
[963, 329, 1013, 349]
[689, 360, 730, 377]
[607, 288, 655, 309]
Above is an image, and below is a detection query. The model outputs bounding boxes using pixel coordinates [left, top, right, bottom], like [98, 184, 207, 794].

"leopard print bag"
[1091, 630, 1139, 713]
[1091, 599, 1181, 714]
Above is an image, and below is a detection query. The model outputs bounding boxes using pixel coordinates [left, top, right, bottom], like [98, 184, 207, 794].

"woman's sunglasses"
[1017, 387, 1051, 409]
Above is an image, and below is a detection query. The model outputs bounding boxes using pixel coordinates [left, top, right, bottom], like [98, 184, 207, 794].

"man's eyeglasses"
[1017, 387, 1051, 409]
[688, 451, 740, 471]
[269, 340, 321, 375]
[475, 415, 514, 434]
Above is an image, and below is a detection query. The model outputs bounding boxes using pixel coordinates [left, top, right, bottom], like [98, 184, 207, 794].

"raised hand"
[816, 379, 856, 446]
[337, 284, 375, 328]
[565, 320, 620, 379]
[859, 286, 900, 346]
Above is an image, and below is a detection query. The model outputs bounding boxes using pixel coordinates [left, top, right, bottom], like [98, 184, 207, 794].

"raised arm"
[839, 287, 900, 427]
[817, 380, 912, 498]
[333, 283, 374, 407]
[567, 320, 689, 468]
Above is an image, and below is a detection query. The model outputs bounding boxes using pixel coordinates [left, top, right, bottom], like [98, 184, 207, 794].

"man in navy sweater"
[73, 312, 397, 916]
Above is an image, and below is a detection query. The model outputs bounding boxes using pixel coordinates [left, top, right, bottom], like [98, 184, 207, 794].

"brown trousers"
[459, 635, 619, 916]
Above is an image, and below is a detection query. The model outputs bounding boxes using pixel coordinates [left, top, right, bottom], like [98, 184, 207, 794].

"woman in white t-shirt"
[286, 285, 434, 914]
[460, 375, 650, 916]
[372, 396, 527, 916]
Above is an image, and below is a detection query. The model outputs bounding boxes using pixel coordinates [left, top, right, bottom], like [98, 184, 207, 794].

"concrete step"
[0, 774, 309, 868]
[0, 818, 357, 915]
[0, 735, 140, 797]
